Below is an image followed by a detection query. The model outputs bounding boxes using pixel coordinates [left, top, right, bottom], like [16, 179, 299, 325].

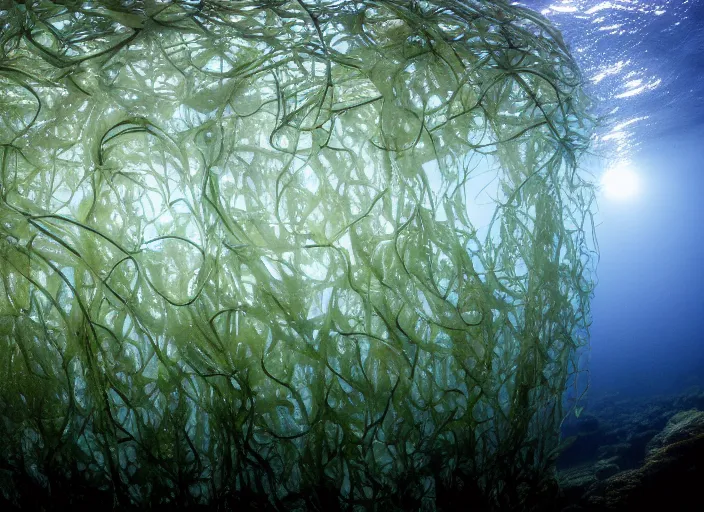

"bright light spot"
[614, 77, 662, 99]
[548, 4, 579, 14]
[600, 164, 641, 201]
[591, 60, 629, 85]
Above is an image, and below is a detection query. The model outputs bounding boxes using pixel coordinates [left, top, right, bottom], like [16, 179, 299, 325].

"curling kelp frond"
[0, 1, 596, 509]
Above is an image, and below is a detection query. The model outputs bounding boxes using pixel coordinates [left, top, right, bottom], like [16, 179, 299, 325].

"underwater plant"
[0, 0, 596, 509]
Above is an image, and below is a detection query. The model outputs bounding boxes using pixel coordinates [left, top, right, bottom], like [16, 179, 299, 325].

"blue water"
[531, 0, 704, 400]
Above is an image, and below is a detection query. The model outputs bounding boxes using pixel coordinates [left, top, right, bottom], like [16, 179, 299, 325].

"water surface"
[533, 0, 704, 398]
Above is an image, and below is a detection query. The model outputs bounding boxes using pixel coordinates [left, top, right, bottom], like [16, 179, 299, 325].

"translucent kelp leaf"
[0, 77, 39, 144]
[378, 102, 423, 152]
[137, 237, 204, 306]
[0, 244, 29, 314]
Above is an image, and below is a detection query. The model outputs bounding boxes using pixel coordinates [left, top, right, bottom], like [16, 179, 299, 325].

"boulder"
[581, 409, 704, 510]
[646, 409, 704, 455]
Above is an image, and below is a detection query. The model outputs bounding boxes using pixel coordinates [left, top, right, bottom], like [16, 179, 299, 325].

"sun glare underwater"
[600, 164, 641, 202]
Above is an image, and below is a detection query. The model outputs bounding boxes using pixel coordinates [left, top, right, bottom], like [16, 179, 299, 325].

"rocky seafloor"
[555, 386, 704, 511]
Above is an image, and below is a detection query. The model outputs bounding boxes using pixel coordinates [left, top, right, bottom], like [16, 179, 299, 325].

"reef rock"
[580, 408, 704, 510]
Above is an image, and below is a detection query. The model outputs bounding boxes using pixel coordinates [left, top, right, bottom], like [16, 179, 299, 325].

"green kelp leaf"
[0, 76, 39, 144]
[137, 236, 204, 306]
[378, 102, 423, 152]
[0, 252, 30, 315]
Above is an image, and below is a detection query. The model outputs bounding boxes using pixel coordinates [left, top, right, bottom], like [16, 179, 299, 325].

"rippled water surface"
[531, 0, 704, 397]
[536, 0, 704, 152]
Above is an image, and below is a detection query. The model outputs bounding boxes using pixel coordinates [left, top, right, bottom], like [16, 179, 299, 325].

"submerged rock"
[593, 459, 620, 481]
[645, 409, 704, 455]
[558, 465, 598, 506]
[557, 390, 704, 511]
[579, 408, 704, 510]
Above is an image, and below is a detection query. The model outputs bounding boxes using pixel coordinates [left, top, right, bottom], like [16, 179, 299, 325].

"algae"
[0, 0, 596, 509]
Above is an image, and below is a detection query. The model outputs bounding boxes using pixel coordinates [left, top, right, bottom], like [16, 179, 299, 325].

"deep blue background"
[590, 128, 704, 397]
[531, 0, 704, 399]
